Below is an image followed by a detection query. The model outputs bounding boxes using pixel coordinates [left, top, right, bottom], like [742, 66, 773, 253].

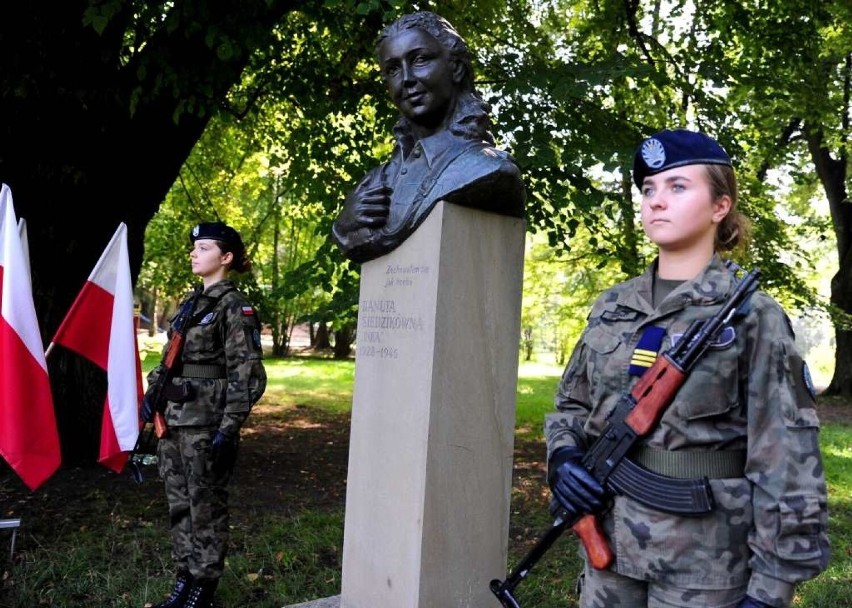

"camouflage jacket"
[545, 254, 829, 605]
[148, 280, 267, 437]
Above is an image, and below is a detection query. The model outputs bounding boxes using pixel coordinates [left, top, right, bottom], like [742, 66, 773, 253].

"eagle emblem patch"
[641, 137, 666, 169]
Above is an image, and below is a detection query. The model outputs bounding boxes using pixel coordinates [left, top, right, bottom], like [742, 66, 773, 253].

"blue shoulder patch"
[802, 361, 816, 400]
[709, 325, 736, 349]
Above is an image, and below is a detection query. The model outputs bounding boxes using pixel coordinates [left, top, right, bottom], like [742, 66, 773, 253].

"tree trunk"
[805, 126, 852, 397]
[314, 321, 331, 350]
[1, 1, 299, 464]
[522, 327, 533, 361]
[333, 324, 354, 360]
[148, 291, 159, 337]
[271, 319, 289, 357]
[269, 197, 289, 358]
[48, 353, 107, 466]
[826, 249, 852, 395]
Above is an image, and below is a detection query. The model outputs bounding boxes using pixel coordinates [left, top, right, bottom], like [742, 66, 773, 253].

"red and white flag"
[0, 184, 61, 490]
[51, 222, 142, 473]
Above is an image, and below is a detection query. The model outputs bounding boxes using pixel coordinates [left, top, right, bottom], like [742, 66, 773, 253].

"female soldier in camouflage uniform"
[142, 222, 267, 608]
[546, 130, 829, 607]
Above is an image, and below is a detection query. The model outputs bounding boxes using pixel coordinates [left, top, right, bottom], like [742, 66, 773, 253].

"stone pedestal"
[338, 202, 525, 608]
[284, 598, 341, 608]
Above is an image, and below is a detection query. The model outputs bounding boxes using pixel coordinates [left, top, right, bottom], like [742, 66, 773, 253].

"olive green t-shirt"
[652, 276, 685, 308]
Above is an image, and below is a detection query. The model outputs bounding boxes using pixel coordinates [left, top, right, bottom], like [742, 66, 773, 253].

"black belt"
[177, 364, 227, 379]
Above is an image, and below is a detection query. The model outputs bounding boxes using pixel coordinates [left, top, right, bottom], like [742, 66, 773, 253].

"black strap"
[187, 285, 236, 327]
[171, 286, 203, 334]
[178, 364, 227, 379]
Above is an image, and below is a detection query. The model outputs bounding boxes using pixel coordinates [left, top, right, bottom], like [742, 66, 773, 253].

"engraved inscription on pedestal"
[356, 264, 430, 361]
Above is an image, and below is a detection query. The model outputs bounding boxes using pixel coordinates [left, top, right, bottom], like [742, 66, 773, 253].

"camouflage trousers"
[157, 427, 237, 581]
[578, 562, 748, 608]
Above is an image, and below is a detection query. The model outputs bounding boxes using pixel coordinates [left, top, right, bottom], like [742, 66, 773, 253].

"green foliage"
[82, 0, 124, 36]
[520, 233, 621, 367]
[134, 0, 847, 373]
[139, 1, 396, 337]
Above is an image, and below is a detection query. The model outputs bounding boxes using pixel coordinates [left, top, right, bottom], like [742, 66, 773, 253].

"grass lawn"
[0, 355, 849, 607]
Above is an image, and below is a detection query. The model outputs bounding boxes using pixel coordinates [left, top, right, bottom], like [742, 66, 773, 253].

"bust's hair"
[704, 164, 751, 252]
[376, 11, 494, 144]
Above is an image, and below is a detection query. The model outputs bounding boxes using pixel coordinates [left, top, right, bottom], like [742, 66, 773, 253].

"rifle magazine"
[607, 457, 715, 515]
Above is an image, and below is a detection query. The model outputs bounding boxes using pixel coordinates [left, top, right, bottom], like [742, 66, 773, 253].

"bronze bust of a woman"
[331, 11, 525, 263]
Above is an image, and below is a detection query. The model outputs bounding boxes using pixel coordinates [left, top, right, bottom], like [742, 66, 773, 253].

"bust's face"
[378, 27, 460, 137]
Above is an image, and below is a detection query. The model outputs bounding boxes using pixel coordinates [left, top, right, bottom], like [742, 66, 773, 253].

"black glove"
[210, 431, 237, 475]
[737, 597, 772, 608]
[140, 395, 155, 423]
[548, 446, 606, 518]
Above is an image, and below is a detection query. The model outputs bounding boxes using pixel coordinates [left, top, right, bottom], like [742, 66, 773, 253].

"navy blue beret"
[190, 222, 244, 251]
[633, 129, 731, 187]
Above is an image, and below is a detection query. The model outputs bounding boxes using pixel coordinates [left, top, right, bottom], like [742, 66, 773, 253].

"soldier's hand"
[140, 396, 155, 423]
[210, 431, 237, 475]
[548, 446, 605, 518]
[736, 597, 771, 608]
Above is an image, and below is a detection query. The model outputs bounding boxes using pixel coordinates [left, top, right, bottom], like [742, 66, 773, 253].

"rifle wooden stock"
[147, 293, 199, 438]
[149, 334, 184, 438]
[626, 355, 686, 435]
[571, 513, 613, 569]
[163, 334, 184, 369]
[153, 411, 168, 438]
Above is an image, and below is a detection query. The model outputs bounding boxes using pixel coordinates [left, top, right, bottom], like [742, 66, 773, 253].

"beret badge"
[641, 138, 666, 169]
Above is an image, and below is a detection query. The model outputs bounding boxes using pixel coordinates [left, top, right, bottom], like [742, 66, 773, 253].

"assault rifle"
[490, 267, 761, 608]
[129, 287, 202, 483]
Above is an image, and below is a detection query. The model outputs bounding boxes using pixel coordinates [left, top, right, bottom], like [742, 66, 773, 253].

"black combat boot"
[153, 570, 193, 608]
[183, 579, 218, 608]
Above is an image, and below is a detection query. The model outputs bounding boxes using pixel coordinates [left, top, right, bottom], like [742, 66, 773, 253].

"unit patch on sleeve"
[802, 360, 817, 401]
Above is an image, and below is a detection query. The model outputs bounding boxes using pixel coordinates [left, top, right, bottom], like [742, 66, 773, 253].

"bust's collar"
[402, 129, 462, 165]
